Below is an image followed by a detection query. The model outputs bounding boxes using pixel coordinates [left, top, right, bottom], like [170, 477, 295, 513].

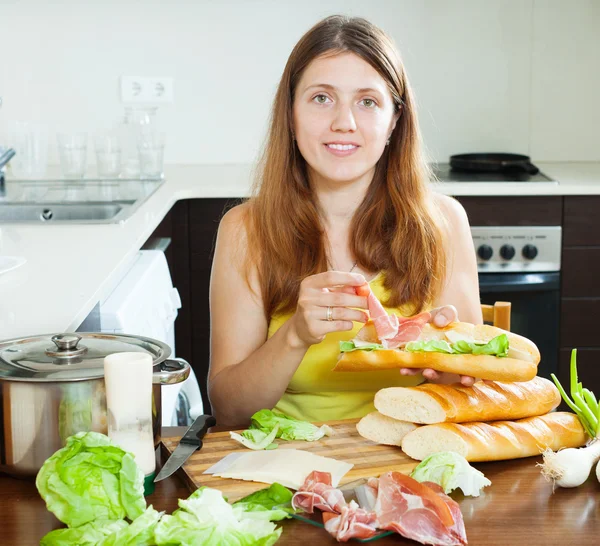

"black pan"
[450, 153, 539, 175]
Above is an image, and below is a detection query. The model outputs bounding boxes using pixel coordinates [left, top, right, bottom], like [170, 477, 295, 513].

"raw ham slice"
[369, 291, 399, 339]
[382, 311, 432, 349]
[291, 471, 347, 514]
[323, 501, 379, 542]
[366, 286, 430, 344]
[373, 472, 467, 546]
[293, 471, 467, 545]
[421, 482, 467, 544]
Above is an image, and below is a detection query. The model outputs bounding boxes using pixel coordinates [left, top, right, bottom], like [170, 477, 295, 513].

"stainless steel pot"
[0, 332, 190, 478]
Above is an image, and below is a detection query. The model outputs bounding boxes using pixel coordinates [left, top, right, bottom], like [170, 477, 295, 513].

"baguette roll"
[375, 376, 560, 425]
[356, 411, 419, 446]
[401, 412, 587, 462]
[334, 322, 540, 382]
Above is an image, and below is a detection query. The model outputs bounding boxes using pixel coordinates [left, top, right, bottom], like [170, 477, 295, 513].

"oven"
[472, 226, 562, 380]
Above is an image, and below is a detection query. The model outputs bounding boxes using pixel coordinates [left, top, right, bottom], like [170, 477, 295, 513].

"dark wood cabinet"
[559, 196, 600, 395]
[456, 196, 562, 226]
[148, 199, 240, 414]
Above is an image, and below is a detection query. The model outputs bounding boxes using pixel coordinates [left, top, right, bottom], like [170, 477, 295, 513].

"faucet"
[0, 148, 16, 197]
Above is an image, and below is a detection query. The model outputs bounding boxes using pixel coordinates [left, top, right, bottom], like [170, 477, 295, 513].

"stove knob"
[500, 244, 516, 260]
[522, 244, 538, 260]
[477, 244, 493, 261]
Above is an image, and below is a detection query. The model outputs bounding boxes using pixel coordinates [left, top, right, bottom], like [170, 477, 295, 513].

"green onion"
[583, 388, 599, 417]
[551, 349, 599, 439]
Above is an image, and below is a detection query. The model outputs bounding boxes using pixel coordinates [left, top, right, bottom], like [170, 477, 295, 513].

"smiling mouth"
[325, 143, 359, 151]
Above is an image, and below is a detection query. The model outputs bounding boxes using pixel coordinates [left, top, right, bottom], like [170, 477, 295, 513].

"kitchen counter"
[1, 427, 599, 545]
[0, 161, 599, 341]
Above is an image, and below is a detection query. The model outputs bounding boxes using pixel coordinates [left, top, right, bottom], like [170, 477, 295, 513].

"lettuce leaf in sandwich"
[406, 334, 509, 357]
[340, 334, 509, 358]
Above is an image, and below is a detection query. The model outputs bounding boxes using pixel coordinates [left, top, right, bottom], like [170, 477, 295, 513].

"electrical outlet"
[120, 76, 174, 104]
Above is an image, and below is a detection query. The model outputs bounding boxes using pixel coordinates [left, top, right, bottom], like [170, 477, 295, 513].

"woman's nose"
[331, 103, 357, 133]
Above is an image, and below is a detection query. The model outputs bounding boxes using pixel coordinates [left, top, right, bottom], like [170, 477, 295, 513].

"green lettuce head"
[35, 431, 146, 528]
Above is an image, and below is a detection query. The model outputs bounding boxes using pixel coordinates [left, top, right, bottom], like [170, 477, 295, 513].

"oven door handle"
[478, 272, 560, 293]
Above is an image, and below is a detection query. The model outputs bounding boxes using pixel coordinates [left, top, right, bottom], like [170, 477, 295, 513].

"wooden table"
[2, 426, 599, 545]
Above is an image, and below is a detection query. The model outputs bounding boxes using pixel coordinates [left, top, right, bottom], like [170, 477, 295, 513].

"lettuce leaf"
[39, 520, 128, 546]
[233, 483, 294, 519]
[339, 341, 384, 352]
[404, 340, 455, 354]
[405, 334, 509, 357]
[231, 424, 280, 450]
[35, 432, 146, 528]
[154, 487, 282, 546]
[250, 409, 333, 442]
[97, 506, 162, 546]
[410, 451, 491, 497]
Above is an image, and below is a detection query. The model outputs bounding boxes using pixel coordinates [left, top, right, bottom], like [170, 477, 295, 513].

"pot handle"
[152, 358, 191, 385]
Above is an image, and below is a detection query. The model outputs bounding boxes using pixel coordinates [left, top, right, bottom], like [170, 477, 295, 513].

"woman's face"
[293, 52, 399, 186]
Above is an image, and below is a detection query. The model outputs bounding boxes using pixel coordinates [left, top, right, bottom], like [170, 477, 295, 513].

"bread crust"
[401, 412, 587, 462]
[335, 349, 537, 382]
[375, 376, 561, 424]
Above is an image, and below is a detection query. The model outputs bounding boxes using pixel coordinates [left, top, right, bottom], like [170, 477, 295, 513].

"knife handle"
[180, 414, 217, 446]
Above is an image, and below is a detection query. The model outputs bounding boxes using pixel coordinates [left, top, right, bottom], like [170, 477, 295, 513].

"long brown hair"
[243, 15, 447, 318]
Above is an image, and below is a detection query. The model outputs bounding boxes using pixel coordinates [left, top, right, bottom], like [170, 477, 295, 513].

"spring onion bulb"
[543, 348, 600, 488]
[539, 441, 600, 488]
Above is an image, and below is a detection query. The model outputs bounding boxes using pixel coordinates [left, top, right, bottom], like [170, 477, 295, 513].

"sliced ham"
[373, 472, 467, 546]
[293, 470, 467, 546]
[291, 471, 347, 514]
[382, 312, 432, 349]
[323, 500, 379, 542]
[366, 286, 430, 345]
[421, 482, 467, 544]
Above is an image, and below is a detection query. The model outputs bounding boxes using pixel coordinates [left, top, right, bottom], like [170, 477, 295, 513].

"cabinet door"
[189, 199, 241, 413]
[456, 196, 562, 226]
[146, 200, 192, 364]
[564, 196, 600, 246]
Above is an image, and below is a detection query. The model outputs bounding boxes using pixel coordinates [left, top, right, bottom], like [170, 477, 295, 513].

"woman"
[208, 15, 482, 426]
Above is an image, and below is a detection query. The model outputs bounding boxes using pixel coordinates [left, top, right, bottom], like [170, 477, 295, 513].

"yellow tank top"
[268, 273, 427, 422]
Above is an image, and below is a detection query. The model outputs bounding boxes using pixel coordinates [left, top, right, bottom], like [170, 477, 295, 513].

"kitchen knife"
[154, 414, 216, 482]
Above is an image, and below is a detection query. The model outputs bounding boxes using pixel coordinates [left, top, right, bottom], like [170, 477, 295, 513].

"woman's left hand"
[399, 304, 478, 387]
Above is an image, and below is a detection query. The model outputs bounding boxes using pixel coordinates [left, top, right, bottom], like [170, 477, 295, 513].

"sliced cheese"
[444, 330, 477, 344]
[204, 448, 353, 490]
[507, 346, 535, 362]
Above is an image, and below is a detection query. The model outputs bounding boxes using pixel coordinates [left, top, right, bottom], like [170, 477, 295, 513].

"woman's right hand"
[286, 271, 370, 349]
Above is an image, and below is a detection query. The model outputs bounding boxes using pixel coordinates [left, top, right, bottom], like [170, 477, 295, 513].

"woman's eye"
[361, 98, 377, 108]
[313, 94, 330, 104]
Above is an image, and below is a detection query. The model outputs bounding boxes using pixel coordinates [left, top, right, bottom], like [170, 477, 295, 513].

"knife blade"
[154, 414, 216, 482]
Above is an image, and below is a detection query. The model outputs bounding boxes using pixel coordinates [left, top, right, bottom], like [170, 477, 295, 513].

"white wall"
[0, 0, 598, 165]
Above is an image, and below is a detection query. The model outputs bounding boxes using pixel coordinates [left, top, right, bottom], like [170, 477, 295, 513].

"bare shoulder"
[216, 202, 252, 262]
[219, 202, 250, 239]
[432, 193, 469, 227]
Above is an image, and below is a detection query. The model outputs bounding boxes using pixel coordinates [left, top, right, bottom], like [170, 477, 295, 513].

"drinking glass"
[137, 132, 165, 180]
[57, 133, 88, 179]
[9, 121, 49, 179]
[95, 132, 122, 179]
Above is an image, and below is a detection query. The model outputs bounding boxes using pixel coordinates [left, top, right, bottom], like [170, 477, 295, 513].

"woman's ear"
[388, 110, 401, 140]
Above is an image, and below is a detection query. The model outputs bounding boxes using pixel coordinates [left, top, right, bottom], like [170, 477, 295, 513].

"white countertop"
[1, 161, 599, 341]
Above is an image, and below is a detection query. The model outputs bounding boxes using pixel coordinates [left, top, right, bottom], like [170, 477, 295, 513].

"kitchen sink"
[0, 201, 136, 224]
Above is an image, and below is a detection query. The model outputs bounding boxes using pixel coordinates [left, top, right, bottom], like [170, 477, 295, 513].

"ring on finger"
[326, 306, 334, 321]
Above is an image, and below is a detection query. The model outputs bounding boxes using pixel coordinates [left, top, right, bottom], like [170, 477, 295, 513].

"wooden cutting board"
[161, 418, 419, 502]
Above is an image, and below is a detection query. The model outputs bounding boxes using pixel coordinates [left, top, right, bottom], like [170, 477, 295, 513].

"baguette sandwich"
[400, 412, 587, 462]
[333, 289, 540, 382]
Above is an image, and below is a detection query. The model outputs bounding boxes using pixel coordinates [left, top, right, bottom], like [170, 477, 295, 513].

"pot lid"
[0, 332, 171, 382]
